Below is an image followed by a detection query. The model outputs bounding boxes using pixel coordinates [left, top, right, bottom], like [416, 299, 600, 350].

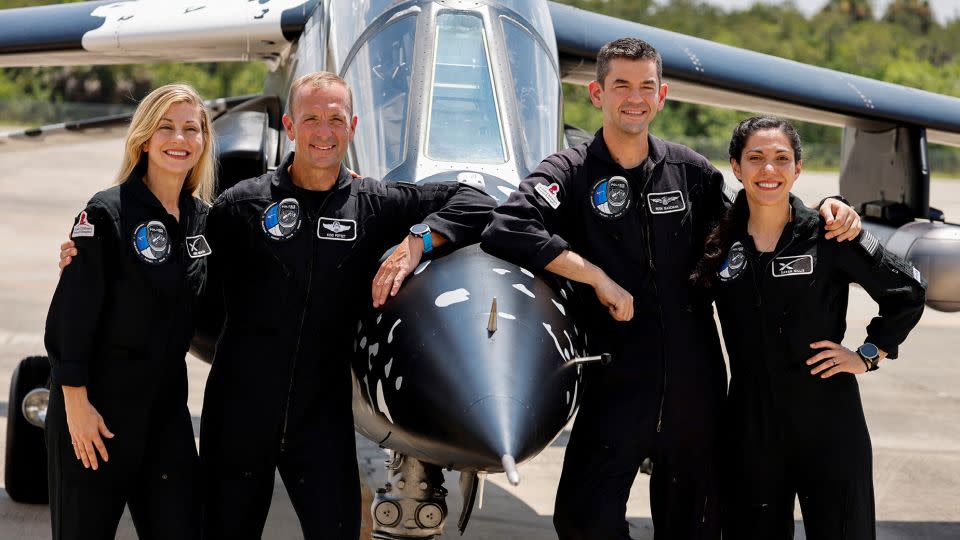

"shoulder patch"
[261, 198, 302, 241]
[71, 211, 96, 238]
[535, 182, 561, 210]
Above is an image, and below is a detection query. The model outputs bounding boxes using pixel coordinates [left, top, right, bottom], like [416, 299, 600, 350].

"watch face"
[859, 343, 880, 359]
[410, 223, 429, 236]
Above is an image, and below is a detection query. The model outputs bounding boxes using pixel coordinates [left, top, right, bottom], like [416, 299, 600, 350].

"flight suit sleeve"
[834, 231, 926, 358]
[43, 204, 112, 387]
[480, 158, 572, 270]
[381, 180, 496, 247]
[193, 196, 229, 336]
[697, 163, 735, 240]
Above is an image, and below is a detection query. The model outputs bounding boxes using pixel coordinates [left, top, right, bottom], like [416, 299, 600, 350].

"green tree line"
[1, 0, 959, 173]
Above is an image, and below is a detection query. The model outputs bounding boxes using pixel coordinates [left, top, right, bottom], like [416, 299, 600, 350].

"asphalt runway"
[0, 136, 958, 539]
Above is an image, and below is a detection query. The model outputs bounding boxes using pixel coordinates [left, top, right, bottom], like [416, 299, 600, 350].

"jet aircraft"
[2, 1, 960, 538]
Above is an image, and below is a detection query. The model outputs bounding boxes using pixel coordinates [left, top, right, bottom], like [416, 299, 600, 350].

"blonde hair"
[287, 71, 353, 117]
[116, 83, 216, 202]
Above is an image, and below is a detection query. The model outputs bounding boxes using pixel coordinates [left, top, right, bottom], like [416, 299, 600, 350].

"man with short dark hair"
[482, 38, 860, 539]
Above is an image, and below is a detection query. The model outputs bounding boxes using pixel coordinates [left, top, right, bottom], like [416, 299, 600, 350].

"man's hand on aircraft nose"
[593, 274, 633, 322]
[372, 235, 424, 308]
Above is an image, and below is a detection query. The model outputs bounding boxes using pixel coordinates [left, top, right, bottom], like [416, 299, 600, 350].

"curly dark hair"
[690, 116, 802, 287]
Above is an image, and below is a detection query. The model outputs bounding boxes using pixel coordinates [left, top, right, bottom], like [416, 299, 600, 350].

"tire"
[5, 356, 50, 504]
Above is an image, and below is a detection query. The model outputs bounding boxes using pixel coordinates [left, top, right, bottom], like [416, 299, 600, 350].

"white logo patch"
[647, 190, 686, 214]
[318, 218, 357, 241]
[772, 254, 814, 277]
[535, 182, 561, 209]
[185, 235, 212, 258]
[71, 211, 95, 238]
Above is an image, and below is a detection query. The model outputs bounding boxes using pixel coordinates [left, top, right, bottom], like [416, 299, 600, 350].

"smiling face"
[589, 58, 667, 138]
[732, 128, 802, 207]
[142, 101, 204, 180]
[282, 83, 357, 179]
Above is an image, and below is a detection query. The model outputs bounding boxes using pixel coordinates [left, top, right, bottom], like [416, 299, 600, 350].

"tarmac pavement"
[0, 136, 958, 538]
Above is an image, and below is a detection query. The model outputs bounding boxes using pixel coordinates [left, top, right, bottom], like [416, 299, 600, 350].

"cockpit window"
[426, 13, 506, 164]
[342, 15, 417, 179]
[502, 18, 561, 171]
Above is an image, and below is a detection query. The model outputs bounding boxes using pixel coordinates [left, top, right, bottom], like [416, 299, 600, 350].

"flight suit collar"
[126, 170, 198, 225]
[587, 128, 667, 172]
[272, 152, 353, 194]
[736, 193, 820, 254]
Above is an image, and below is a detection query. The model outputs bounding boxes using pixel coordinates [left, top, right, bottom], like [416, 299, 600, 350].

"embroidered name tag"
[772, 254, 813, 277]
[647, 190, 686, 214]
[318, 218, 357, 241]
[186, 235, 212, 258]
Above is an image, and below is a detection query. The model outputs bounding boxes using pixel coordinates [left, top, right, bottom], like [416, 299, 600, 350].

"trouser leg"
[797, 457, 876, 540]
[277, 408, 361, 540]
[648, 452, 721, 540]
[46, 386, 129, 540]
[552, 378, 650, 540]
[128, 403, 200, 540]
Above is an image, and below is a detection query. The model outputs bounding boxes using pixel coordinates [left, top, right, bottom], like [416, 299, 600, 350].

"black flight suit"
[199, 152, 494, 540]
[45, 175, 207, 540]
[713, 194, 926, 540]
[481, 131, 730, 539]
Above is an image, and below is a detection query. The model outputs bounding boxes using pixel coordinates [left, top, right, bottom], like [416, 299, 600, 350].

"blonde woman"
[44, 83, 215, 540]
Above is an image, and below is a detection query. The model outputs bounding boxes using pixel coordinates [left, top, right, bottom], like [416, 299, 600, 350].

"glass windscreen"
[502, 17, 561, 171]
[342, 15, 417, 178]
[426, 12, 506, 164]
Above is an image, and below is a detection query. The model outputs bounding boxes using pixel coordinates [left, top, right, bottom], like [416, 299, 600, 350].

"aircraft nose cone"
[351, 244, 586, 471]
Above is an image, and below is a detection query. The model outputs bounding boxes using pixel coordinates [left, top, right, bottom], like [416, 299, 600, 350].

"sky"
[697, 0, 960, 24]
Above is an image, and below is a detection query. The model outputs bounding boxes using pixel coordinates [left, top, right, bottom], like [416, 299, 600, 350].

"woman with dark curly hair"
[692, 116, 926, 539]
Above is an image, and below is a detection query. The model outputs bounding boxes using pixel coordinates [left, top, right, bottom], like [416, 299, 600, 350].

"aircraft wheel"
[5, 356, 50, 504]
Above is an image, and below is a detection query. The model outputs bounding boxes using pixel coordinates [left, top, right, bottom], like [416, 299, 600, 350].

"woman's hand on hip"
[806, 340, 867, 378]
[62, 386, 114, 470]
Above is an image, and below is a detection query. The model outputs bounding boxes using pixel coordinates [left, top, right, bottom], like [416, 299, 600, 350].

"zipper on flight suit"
[280, 194, 333, 450]
[631, 167, 669, 433]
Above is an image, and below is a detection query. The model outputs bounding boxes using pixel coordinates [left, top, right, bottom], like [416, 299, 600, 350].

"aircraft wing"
[548, 2, 960, 148]
[0, 0, 318, 67]
[0, 94, 259, 149]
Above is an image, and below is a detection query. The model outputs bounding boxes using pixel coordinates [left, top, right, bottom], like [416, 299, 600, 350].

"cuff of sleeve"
[819, 194, 851, 209]
[421, 216, 458, 245]
[531, 235, 570, 270]
[868, 337, 899, 360]
[52, 363, 88, 388]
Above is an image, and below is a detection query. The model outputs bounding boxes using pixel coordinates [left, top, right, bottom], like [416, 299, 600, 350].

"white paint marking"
[497, 185, 515, 198]
[376, 314, 383, 324]
[559, 288, 568, 300]
[414, 260, 431, 275]
[551, 299, 566, 316]
[542, 322, 565, 360]
[563, 330, 575, 356]
[436, 288, 471, 307]
[376, 380, 394, 423]
[492, 268, 511, 275]
[359, 336, 367, 349]
[387, 319, 402, 344]
[513, 284, 535, 298]
[520, 267, 534, 278]
[498, 312, 516, 320]
[368, 343, 379, 370]
[566, 390, 571, 405]
[385, 358, 393, 378]
[395, 376, 404, 390]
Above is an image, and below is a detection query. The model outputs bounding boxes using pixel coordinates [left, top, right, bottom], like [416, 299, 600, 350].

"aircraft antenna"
[487, 297, 498, 333]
